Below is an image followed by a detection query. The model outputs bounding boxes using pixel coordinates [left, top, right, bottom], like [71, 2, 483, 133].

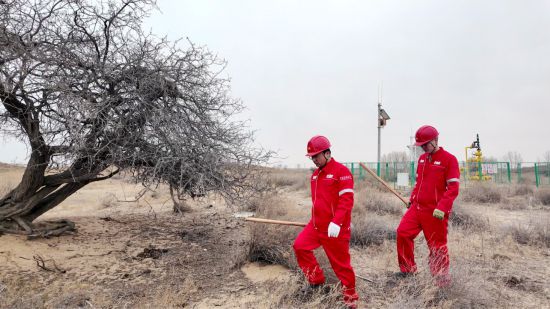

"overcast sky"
[2, 0, 550, 167]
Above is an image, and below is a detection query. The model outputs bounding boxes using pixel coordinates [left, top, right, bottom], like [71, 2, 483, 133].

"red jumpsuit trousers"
[293, 222, 358, 303]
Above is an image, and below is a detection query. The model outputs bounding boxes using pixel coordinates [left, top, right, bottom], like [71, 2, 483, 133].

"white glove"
[328, 222, 341, 238]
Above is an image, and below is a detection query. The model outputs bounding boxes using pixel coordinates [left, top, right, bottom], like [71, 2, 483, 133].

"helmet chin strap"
[429, 141, 437, 154]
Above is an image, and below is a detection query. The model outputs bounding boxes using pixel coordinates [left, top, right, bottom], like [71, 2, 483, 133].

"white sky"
[2, 0, 550, 167]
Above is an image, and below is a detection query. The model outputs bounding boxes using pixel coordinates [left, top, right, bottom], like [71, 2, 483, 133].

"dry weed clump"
[460, 183, 503, 204]
[449, 203, 489, 230]
[502, 220, 550, 248]
[0, 182, 14, 197]
[350, 216, 396, 247]
[351, 198, 398, 247]
[509, 184, 534, 196]
[266, 168, 309, 192]
[101, 193, 118, 208]
[247, 194, 301, 268]
[499, 196, 530, 210]
[535, 188, 550, 206]
[387, 260, 498, 308]
[257, 275, 345, 309]
[355, 186, 403, 216]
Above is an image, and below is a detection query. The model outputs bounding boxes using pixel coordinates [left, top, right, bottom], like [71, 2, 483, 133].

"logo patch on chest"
[326, 174, 334, 179]
[420, 159, 425, 163]
[312, 175, 318, 180]
[434, 161, 441, 165]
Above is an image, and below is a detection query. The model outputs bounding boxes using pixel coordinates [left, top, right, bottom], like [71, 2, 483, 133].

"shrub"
[499, 196, 529, 210]
[535, 188, 550, 206]
[509, 184, 534, 196]
[350, 216, 396, 247]
[460, 184, 503, 204]
[502, 221, 550, 248]
[266, 169, 309, 192]
[388, 259, 497, 308]
[101, 193, 118, 208]
[246, 195, 302, 268]
[450, 203, 488, 230]
[355, 186, 403, 216]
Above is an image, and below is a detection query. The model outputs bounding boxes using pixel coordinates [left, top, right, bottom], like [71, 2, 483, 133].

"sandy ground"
[1, 165, 549, 308]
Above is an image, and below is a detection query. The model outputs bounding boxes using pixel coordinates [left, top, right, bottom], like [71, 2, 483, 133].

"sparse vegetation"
[1, 167, 549, 308]
[535, 188, 550, 206]
[460, 183, 503, 203]
[355, 186, 403, 216]
[350, 216, 396, 247]
[101, 193, 118, 208]
[266, 168, 310, 192]
[503, 220, 550, 248]
[450, 202, 489, 230]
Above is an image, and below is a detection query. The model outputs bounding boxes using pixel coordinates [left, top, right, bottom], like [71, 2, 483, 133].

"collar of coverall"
[427, 146, 444, 160]
[318, 156, 336, 171]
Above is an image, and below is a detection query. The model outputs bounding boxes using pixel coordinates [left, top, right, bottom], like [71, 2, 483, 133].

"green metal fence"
[343, 161, 550, 187]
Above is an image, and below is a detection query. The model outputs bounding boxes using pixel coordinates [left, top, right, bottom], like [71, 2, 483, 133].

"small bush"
[266, 169, 309, 192]
[247, 195, 302, 268]
[388, 260, 497, 308]
[450, 203, 488, 230]
[460, 184, 503, 204]
[499, 196, 529, 210]
[350, 216, 396, 247]
[503, 221, 550, 248]
[509, 184, 534, 196]
[101, 193, 118, 208]
[355, 186, 403, 216]
[535, 188, 550, 206]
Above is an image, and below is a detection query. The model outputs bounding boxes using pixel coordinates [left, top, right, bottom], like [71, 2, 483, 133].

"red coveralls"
[293, 158, 359, 304]
[396, 147, 460, 286]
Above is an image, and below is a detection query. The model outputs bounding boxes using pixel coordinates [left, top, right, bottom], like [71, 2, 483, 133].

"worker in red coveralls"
[293, 135, 359, 309]
[395, 125, 460, 287]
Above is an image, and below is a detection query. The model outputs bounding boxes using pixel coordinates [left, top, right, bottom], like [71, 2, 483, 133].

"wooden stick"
[359, 162, 409, 207]
[245, 217, 306, 227]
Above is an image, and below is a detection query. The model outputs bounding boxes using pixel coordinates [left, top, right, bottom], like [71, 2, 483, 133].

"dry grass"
[0, 181, 14, 197]
[387, 259, 499, 308]
[502, 220, 550, 248]
[247, 194, 301, 268]
[509, 184, 534, 196]
[247, 274, 347, 309]
[460, 183, 503, 204]
[449, 202, 489, 230]
[535, 188, 550, 206]
[266, 168, 310, 192]
[100, 192, 118, 208]
[355, 186, 403, 216]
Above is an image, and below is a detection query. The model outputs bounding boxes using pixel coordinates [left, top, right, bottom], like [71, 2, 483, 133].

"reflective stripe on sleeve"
[447, 178, 460, 183]
[339, 189, 354, 196]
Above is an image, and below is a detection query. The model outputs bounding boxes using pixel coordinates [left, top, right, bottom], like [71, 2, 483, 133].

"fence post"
[505, 162, 510, 183]
[351, 162, 355, 176]
[535, 163, 540, 188]
[478, 161, 482, 180]
[410, 161, 416, 186]
[377, 161, 380, 177]
[517, 163, 522, 183]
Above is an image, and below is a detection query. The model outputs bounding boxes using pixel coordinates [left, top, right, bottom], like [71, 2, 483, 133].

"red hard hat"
[306, 135, 331, 156]
[414, 125, 439, 146]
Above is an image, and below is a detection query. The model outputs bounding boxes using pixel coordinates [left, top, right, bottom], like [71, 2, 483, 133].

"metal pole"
[377, 101, 381, 172]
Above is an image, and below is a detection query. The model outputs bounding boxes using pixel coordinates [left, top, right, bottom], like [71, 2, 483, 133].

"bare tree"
[0, 0, 271, 236]
[381, 151, 409, 162]
[542, 151, 550, 163]
[502, 151, 523, 170]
